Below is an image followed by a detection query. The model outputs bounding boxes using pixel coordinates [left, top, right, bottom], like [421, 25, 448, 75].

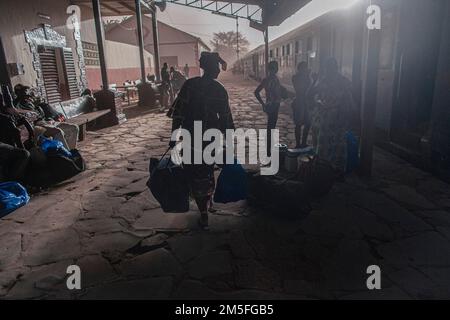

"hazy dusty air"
[157, 0, 360, 52]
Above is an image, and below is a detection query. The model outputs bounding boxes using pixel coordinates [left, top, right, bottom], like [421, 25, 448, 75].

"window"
[282, 45, 285, 56]
[286, 43, 291, 56]
[38, 46, 79, 104]
[269, 49, 273, 58]
[276, 47, 279, 57]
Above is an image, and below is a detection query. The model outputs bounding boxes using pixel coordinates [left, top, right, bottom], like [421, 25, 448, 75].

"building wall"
[158, 42, 201, 77]
[81, 17, 156, 89]
[0, 0, 81, 89]
[85, 39, 154, 89]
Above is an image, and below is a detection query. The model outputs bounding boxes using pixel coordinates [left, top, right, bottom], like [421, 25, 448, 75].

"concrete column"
[135, 0, 146, 83]
[152, 9, 161, 82]
[359, 0, 382, 177]
[91, 0, 126, 127]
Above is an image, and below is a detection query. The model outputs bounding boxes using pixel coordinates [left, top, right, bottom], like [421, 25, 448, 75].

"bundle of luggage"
[247, 155, 337, 218]
[147, 150, 247, 213]
[25, 136, 85, 188]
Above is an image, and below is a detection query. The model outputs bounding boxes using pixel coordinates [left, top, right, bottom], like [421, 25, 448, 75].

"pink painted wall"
[86, 67, 154, 90]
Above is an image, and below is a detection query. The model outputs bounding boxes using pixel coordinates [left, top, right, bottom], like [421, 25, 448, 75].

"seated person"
[13, 84, 79, 150]
[81, 89, 97, 113]
[0, 92, 31, 183]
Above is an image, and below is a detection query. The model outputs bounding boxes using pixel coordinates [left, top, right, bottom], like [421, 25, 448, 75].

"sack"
[0, 182, 30, 218]
[147, 151, 190, 213]
[39, 136, 72, 158]
[25, 149, 85, 187]
[214, 160, 248, 204]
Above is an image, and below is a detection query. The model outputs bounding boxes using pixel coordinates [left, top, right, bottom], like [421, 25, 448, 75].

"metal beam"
[154, 0, 263, 24]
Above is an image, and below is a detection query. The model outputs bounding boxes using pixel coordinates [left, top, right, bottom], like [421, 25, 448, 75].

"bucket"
[285, 152, 299, 173]
[274, 143, 288, 166]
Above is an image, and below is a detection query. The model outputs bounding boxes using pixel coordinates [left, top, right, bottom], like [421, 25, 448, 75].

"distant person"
[291, 62, 312, 148]
[170, 67, 186, 95]
[161, 63, 173, 107]
[308, 57, 354, 173]
[168, 52, 234, 230]
[254, 61, 288, 155]
[183, 63, 190, 78]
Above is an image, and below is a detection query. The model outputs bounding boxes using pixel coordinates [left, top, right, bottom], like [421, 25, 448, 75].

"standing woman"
[169, 52, 234, 230]
[254, 61, 286, 155]
[291, 62, 312, 148]
[309, 58, 354, 173]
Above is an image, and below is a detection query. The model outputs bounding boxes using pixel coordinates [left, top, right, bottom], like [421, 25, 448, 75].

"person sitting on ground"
[292, 62, 312, 148]
[13, 84, 79, 150]
[168, 52, 234, 230]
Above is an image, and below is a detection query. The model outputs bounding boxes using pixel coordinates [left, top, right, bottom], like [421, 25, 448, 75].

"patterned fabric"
[292, 73, 312, 126]
[170, 76, 234, 203]
[262, 75, 282, 105]
[309, 74, 353, 171]
[170, 76, 234, 135]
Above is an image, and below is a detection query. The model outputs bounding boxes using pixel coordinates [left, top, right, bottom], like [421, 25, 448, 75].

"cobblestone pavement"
[1, 73, 450, 300]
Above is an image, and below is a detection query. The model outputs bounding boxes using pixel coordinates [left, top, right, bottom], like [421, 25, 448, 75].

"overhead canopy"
[71, 0, 154, 16]
[71, 0, 312, 27]
[105, 16, 211, 53]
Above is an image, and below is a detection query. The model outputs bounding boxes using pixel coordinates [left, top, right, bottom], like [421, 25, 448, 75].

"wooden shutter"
[62, 48, 80, 99]
[39, 47, 62, 105]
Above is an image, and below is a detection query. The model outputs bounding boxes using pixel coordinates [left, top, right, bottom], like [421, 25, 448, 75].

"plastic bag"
[147, 152, 190, 213]
[0, 182, 30, 218]
[214, 160, 248, 204]
[346, 131, 360, 173]
[39, 136, 72, 158]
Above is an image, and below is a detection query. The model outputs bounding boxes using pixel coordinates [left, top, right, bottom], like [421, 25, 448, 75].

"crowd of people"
[255, 57, 356, 174]
[160, 63, 189, 109]
[168, 53, 356, 229]
[0, 84, 85, 187]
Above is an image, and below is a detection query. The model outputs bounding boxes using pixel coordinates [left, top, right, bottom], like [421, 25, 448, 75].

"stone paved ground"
[1, 73, 450, 299]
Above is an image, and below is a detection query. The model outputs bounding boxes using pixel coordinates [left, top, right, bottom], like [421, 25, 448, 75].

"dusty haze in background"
[157, 0, 360, 51]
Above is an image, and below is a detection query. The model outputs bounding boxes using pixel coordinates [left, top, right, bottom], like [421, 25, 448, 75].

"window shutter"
[62, 48, 80, 99]
[39, 47, 62, 105]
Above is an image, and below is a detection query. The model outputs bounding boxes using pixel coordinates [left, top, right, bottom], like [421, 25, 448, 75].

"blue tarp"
[0, 182, 30, 218]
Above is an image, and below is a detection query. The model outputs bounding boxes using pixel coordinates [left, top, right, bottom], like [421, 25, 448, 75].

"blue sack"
[346, 131, 360, 173]
[214, 160, 248, 204]
[0, 182, 30, 218]
[39, 136, 72, 158]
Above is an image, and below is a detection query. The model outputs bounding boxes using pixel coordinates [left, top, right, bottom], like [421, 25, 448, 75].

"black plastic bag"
[25, 149, 85, 187]
[147, 150, 190, 213]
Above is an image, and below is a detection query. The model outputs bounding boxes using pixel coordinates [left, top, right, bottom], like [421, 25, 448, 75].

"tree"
[211, 31, 250, 63]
